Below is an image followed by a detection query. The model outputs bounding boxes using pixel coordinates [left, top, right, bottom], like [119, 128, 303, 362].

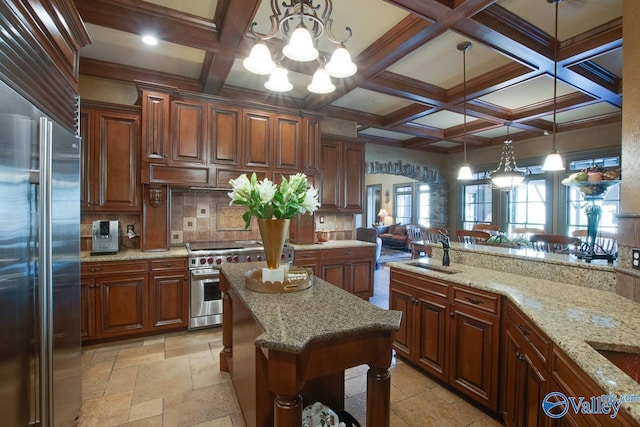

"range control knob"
[257, 255, 263, 261]
[216, 258, 222, 265]
[233, 255, 239, 262]
[199, 258, 206, 265]
[226, 256, 232, 262]
[281, 253, 285, 259]
[246, 256, 252, 262]
[207, 257, 214, 264]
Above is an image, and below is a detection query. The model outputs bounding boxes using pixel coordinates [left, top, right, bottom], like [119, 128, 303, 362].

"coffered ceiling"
[73, 0, 623, 154]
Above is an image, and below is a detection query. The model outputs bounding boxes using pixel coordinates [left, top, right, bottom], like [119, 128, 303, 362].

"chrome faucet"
[437, 230, 450, 267]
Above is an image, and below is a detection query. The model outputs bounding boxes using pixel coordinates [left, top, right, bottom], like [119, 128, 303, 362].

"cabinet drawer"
[506, 302, 551, 367]
[321, 246, 373, 260]
[82, 260, 147, 276]
[294, 250, 320, 261]
[390, 269, 449, 300]
[452, 286, 500, 315]
[149, 258, 188, 271]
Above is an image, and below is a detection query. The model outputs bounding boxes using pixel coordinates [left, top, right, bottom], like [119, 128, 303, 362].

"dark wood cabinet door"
[80, 277, 96, 341]
[319, 140, 341, 211]
[449, 307, 500, 411]
[303, 117, 320, 174]
[273, 114, 301, 171]
[342, 142, 364, 212]
[322, 262, 345, 290]
[415, 293, 449, 382]
[95, 110, 141, 212]
[502, 327, 526, 427]
[150, 272, 189, 329]
[141, 90, 170, 163]
[350, 258, 373, 298]
[389, 281, 414, 361]
[208, 103, 241, 165]
[96, 274, 148, 338]
[243, 109, 272, 168]
[170, 99, 206, 165]
[294, 250, 321, 276]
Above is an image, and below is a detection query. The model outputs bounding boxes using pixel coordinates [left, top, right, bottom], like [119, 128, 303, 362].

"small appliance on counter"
[91, 220, 120, 255]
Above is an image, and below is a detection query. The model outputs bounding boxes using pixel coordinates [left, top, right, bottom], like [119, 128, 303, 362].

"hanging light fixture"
[457, 41, 473, 180]
[542, 0, 565, 171]
[488, 122, 527, 191]
[243, 0, 357, 94]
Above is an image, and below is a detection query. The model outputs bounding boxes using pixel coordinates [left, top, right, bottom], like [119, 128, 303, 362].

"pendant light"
[488, 122, 526, 190]
[542, 0, 565, 171]
[457, 41, 473, 180]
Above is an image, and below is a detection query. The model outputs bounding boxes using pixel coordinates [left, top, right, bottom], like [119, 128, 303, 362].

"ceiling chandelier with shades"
[487, 122, 527, 191]
[542, 0, 565, 171]
[242, 0, 357, 94]
[457, 41, 473, 181]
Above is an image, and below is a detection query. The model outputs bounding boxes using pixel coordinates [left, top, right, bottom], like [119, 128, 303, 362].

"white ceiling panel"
[591, 48, 623, 78]
[478, 75, 577, 110]
[143, 0, 218, 19]
[359, 128, 415, 141]
[331, 88, 413, 116]
[387, 30, 513, 89]
[472, 126, 524, 139]
[429, 140, 460, 148]
[81, 24, 205, 78]
[540, 102, 621, 124]
[410, 110, 477, 128]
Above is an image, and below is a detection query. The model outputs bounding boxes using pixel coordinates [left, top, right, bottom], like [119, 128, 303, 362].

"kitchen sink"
[589, 343, 640, 384]
[407, 261, 460, 275]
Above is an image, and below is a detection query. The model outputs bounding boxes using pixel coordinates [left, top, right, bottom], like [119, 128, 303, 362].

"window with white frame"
[394, 184, 412, 225]
[462, 173, 492, 229]
[566, 156, 620, 235]
[416, 184, 431, 226]
[507, 176, 546, 232]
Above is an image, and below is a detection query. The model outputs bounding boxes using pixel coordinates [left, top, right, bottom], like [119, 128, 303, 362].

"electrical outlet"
[632, 248, 640, 270]
[319, 216, 324, 224]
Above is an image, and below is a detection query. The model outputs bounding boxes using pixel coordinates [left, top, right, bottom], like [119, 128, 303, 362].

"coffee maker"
[91, 220, 120, 255]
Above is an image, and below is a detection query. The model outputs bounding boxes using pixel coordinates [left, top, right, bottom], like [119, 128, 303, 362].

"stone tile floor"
[78, 265, 503, 426]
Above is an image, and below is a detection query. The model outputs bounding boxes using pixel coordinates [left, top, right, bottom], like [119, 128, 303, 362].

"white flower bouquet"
[228, 172, 320, 229]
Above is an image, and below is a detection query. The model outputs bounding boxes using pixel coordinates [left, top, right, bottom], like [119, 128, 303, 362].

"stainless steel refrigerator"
[0, 79, 82, 426]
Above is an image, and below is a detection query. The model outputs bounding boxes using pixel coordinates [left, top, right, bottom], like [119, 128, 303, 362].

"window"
[462, 174, 492, 229]
[566, 156, 620, 235]
[416, 184, 431, 226]
[394, 184, 412, 225]
[508, 178, 546, 231]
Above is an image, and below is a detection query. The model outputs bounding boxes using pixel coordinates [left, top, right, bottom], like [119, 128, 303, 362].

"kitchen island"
[389, 250, 640, 425]
[218, 262, 401, 427]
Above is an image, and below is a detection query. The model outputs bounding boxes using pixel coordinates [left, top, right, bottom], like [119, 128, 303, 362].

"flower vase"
[257, 218, 290, 270]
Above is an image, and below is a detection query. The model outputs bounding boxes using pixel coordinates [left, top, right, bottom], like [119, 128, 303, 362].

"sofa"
[377, 224, 410, 249]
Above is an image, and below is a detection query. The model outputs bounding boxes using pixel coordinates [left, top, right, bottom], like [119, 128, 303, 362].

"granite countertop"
[389, 258, 640, 423]
[80, 246, 188, 262]
[289, 239, 376, 251]
[219, 262, 401, 354]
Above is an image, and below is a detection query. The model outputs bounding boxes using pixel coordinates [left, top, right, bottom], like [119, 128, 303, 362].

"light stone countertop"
[80, 246, 188, 262]
[388, 258, 640, 424]
[219, 261, 402, 354]
[289, 239, 375, 251]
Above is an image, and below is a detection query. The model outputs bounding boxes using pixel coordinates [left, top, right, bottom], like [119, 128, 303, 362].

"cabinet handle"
[518, 324, 530, 336]
[450, 311, 455, 317]
[160, 263, 174, 268]
[88, 267, 103, 272]
[464, 296, 484, 305]
[516, 352, 525, 361]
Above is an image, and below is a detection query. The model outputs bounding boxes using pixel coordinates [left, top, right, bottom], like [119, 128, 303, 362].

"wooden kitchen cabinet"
[140, 87, 170, 163]
[318, 137, 364, 213]
[80, 103, 141, 212]
[149, 258, 189, 330]
[208, 103, 242, 166]
[243, 108, 273, 169]
[81, 260, 148, 341]
[501, 300, 552, 427]
[389, 268, 501, 411]
[293, 250, 321, 276]
[170, 98, 206, 166]
[273, 113, 302, 172]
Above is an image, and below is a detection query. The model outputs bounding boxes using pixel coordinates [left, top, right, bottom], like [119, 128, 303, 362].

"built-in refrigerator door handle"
[38, 116, 54, 427]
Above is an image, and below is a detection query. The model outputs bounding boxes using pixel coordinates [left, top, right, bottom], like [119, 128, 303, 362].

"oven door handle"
[191, 270, 220, 279]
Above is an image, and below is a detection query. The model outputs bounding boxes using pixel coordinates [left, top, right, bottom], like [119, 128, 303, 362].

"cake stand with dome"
[563, 180, 620, 263]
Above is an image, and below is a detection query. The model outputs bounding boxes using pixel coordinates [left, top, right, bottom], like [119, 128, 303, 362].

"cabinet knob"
[89, 267, 103, 272]
[160, 263, 174, 268]
[518, 324, 530, 336]
[449, 311, 454, 317]
[516, 352, 525, 361]
[464, 296, 484, 305]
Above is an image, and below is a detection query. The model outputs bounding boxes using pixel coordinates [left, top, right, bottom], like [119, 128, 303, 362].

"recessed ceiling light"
[142, 35, 158, 46]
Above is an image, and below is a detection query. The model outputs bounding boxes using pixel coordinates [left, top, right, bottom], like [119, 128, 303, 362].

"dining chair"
[511, 227, 546, 236]
[418, 227, 448, 257]
[529, 234, 581, 254]
[571, 229, 618, 254]
[472, 224, 500, 235]
[456, 230, 491, 244]
[406, 226, 423, 259]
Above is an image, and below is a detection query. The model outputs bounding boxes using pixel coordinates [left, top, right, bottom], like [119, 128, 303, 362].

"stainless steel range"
[186, 240, 294, 330]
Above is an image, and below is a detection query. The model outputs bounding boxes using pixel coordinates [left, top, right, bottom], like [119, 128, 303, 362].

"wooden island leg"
[274, 394, 303, 426]
[367, 367, 391, 427]
[219, 289, 232, 372]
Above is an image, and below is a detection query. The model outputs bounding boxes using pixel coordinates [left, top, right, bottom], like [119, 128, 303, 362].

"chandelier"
[487, 122, 527, 191]
[542, 0, 565, 171]
[457, 41, 473, 180]
[242, 0, 357, 94]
